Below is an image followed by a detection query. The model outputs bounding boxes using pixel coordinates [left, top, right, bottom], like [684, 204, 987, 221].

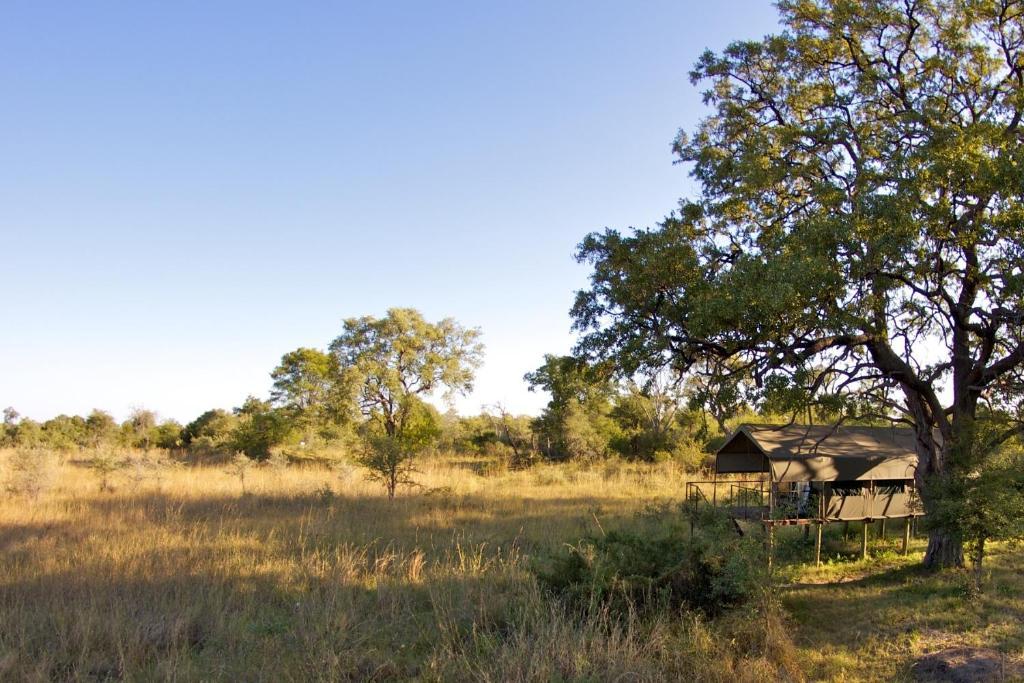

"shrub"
[87, 449, 128, 492]
[3, 448, 58, 500]
[536, 507, 765, 617]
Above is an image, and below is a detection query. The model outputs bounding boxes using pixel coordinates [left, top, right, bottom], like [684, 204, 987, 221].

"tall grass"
[0, 449, 799, 681]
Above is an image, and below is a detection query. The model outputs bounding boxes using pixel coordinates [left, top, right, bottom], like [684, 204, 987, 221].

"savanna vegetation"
[4, 0, 1024, 680]
[3, 447, 1024, 681]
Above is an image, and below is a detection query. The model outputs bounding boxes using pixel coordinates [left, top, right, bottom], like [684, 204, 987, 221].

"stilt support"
[861, 521, 869, 560]
[902, 517, 911, 555]
[815, 522, 823, 567]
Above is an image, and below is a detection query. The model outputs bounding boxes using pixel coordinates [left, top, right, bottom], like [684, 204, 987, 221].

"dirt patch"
[912, 647, 1024, 682]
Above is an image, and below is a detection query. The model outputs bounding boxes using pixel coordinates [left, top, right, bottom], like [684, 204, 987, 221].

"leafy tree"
[4, 418, 42, 448]
[360, 397, 441, 499]
[151, 420, 183, 450]
[231, 396, 291, 460]
[929, 420, 1024, 590]
[122, 408, 158, 450]
[485, 403, 537, 468]
[181, 409, 237, 447]
[611, 374, 692, 460]
[683, 359, 749, 440]
[526, 355, 620, 460]
[329, 308, 483, 498]
[85, 409, 118, 447]
[270, 347, 354, 437]
[40, 414, 88, 450]
[573, 0, 1024, 569]
[87, 449, 127, 492]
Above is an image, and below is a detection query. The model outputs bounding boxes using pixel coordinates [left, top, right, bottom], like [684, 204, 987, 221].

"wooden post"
[843, 521, 850, 540]
[861, 521, 869, 560]
[767, 523, 775, 572]
[803, 524, 810, 541]
[815, 522, 823, 567]
[880, 518, 887, 540]
[902, 517, 911, 555]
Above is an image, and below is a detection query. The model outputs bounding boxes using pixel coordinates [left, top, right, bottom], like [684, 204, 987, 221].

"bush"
[3, 448, 58, 500]
[536, 507, 765, 617]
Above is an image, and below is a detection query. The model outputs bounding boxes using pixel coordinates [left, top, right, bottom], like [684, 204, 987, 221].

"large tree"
[573, 0, 1024, 568]
[329, 308, 483, 498]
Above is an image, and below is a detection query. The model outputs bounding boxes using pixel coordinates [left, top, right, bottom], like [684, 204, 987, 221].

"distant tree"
[3, 407, 20, 425]
[4, 418, 42, 448]
[611, 374, 688, 460]
[123, 408, 158, 450]
[85, 409, 118, 447]
[181, 409, 237, 446]
[525, 355, 619, 460]
[329, 308, 483, 498]
[151, 420, 183, 450]
[270, 347, 354, 435]
[485, 403, 536, 468]
[231, 396, 291, 460]
[573, 0, 1024, 569]
[40, 414, 88, 450]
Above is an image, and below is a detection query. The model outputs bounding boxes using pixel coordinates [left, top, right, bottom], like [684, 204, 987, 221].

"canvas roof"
[715, 424, 921, 483]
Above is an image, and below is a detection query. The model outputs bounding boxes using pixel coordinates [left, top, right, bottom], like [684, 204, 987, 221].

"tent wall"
[821, 482, 916, 521]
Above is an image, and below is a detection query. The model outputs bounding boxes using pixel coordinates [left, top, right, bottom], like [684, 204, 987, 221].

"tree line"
[1, 308, 747, 481]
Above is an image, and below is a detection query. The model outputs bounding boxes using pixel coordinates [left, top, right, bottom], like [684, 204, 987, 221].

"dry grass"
[0, 450, 799, 682]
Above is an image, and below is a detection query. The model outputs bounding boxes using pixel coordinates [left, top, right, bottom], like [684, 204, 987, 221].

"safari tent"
[686, 423, 925, 563]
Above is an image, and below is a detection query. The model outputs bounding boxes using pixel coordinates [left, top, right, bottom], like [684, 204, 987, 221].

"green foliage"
[928, 422, 1024, 589]
[230, 397, 292, 460]
[330, 308, 483, 437]
[358, 397, 441, 499]
[270, 347, 354, 437]
[85, 410, 118, 447]
[121, 409, 158, 450]
[330, 309, 482, 496]
[181, 409, 240, 459]
[527, 355, 621, 461]
[87, 449, 128, 492]
[572, 0, 1024, 567]
[538, 507, 765, 618]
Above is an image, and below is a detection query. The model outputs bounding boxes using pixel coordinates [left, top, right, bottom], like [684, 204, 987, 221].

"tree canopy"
[573, 0, 1024, 568]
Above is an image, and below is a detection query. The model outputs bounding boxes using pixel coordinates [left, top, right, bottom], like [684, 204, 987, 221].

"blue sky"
[1, 1, 781, 423]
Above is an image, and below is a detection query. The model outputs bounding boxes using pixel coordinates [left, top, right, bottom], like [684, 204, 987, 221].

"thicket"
[537, 506, 766, 618]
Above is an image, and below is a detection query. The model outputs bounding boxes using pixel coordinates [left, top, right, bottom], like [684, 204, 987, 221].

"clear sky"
[1, 1, 782, 424]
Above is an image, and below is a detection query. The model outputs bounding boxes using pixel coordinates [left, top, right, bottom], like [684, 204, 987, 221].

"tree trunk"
[908, 408, 965, 570]
[923, 529, 964, 569]
[973, 537, 985, 592]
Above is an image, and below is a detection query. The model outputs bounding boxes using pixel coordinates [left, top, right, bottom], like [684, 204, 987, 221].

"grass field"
[1, 449, 1021, 681]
